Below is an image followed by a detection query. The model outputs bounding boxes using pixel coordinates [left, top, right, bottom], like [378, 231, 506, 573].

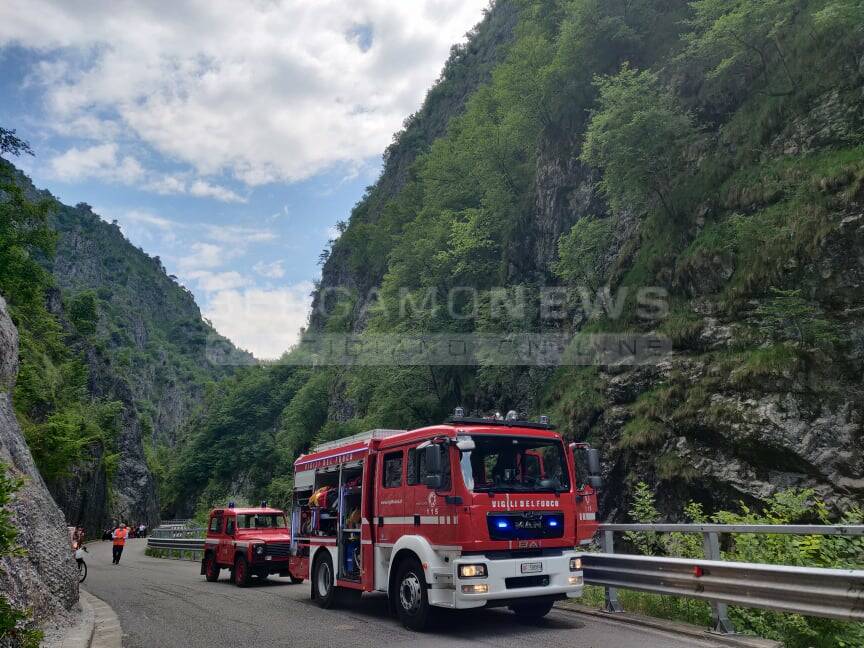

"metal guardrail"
[599, 523, 864, 536]
[150, 526, 205, 539]
[582, 553, 864, 621]
[593, 523, 864, 634]
[147, 536, 205, 560]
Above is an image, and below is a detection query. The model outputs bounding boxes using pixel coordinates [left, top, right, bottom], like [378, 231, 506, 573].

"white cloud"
[204, 225, 277, 245]
[2, 0, 489, 186]
[50, 143, 143, 183]
[185, 270, 250, 292]
[205, 282, 314, 359]
[121, 209, 177, 230]
[253, 260, 286, 279]
[189, 179, 245, 203]
[178, 242, 230, 271]
[48, 145, 246, 203]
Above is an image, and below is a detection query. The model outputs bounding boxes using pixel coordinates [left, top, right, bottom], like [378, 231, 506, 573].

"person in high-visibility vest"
[112, 523, 128, 565]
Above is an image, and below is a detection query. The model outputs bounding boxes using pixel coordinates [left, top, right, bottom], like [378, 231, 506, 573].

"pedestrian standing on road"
[112, 523, 128, 565]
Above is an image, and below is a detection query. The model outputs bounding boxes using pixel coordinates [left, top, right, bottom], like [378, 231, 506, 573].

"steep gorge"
[172, 0, 864, 521]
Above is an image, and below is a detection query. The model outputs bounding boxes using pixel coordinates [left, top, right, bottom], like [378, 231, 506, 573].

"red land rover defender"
[201, 505, 307, 587]
[290, 412, 602, 630]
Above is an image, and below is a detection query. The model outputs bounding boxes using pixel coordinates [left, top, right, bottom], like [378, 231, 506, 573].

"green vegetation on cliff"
[1, 132, 249, 528]
[0, 136, 123, 484]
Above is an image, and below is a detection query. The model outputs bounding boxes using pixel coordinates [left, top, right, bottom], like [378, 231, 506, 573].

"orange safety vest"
[113, 527, 128, 546]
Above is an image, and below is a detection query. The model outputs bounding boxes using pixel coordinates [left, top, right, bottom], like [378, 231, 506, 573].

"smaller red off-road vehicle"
[201, 505, 307, 587]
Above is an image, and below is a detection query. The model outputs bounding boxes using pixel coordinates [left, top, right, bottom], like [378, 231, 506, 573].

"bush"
[591, 482, 864, 647]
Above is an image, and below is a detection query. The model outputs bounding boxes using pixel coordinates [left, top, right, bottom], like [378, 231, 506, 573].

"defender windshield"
[236, 514, 287, 529]
[459, 435, 571, 493]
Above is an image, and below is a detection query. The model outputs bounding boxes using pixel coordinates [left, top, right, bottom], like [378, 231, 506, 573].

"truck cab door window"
[383, 452, 403, 488]
[418, 446, 451, 490]
[209, 515, 223, 533]
[226, 519, 235, 536]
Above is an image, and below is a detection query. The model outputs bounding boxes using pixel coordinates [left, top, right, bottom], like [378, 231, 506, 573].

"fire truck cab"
[201, 505, 306, 587]
[291, 414, 601, 630]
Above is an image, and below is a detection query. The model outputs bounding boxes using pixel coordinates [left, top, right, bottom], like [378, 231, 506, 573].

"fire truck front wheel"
[312, 553, 336, 608]
[394, 558, 432, 632]
[204, 553, 220, 582]
[234, 555, 251, 588]
[509, 599, 554, 621]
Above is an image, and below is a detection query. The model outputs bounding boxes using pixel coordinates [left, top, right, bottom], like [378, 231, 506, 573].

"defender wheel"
[312, 553, 336, 608]
[394, 559, 431, 632]
[204, 554, 220, 582]
[509, 600, 554, 621]
[234, 556, 251, 588]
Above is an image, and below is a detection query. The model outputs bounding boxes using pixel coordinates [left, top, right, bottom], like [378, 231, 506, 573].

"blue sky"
[0, 0, 488, 358]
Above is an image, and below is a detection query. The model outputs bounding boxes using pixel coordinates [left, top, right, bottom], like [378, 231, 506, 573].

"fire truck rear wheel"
[234, 555, 251, 588]
[204, 554, 220, 582]
[312, 553, 336, 608]
[509, 599, 554, 621]
[394, 559, 431, 632]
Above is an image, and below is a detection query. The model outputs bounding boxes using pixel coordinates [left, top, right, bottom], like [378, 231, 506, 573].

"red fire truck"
[288, 412, 602, 630]
[201, 505, 307, 586]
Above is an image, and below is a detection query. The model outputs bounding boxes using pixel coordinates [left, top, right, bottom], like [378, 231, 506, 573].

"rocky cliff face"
[0, 294, 78, 623]
[538, 90, 864, 518]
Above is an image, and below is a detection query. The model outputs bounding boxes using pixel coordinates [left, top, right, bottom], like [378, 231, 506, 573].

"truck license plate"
[521, 562, 542, 574]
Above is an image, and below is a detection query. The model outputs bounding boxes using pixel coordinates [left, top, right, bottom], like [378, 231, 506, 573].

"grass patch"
[618, 417, 668, 450]
[576, 585, 713, 628]
[729, 345, 801, 389]
[656, 452, 698, 482]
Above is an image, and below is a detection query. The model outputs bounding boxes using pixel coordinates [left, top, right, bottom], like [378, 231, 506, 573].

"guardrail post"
[601, 530, 623, 613]
[702, 532, 735, 634]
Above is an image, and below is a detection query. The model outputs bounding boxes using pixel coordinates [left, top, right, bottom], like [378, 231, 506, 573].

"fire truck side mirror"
[587, 448, 601, 476]
[589, 475, 603, 491]
[422, 444, 444, 489]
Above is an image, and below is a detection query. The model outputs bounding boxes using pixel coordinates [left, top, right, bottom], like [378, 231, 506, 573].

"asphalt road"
[82, 540, 722, 648]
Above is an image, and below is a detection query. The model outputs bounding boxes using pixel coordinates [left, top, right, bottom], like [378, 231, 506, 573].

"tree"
[553, 217, 615, 290]
[0, 128, 33, 158]
[0, 164, 56, 314]
[681, 0, 833, 104]
[68, 291, 99, 337]
[582, 65, 700, 221]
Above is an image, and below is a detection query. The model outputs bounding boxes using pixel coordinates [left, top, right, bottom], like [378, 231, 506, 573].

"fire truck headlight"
[458, 564, 487, 579]
[569, 557, 582, 571]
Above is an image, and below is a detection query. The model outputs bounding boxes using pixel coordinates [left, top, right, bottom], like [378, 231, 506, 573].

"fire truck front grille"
[505, 575, 550, 589]
[264, 543, 291, 558]
[486, 511, 564, 541]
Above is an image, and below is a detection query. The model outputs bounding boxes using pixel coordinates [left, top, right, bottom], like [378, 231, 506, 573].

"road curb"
[80, 590, 122, 648]
[555, 602, 782, 648]
[51, 592, 95, 648]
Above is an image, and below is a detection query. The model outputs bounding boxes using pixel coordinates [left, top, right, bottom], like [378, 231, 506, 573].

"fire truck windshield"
[458, 435, 571, 493]
[236, 514, 288, 530]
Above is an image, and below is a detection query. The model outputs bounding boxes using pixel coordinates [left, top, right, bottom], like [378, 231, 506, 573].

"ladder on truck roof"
[310, 429, 407, 454]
